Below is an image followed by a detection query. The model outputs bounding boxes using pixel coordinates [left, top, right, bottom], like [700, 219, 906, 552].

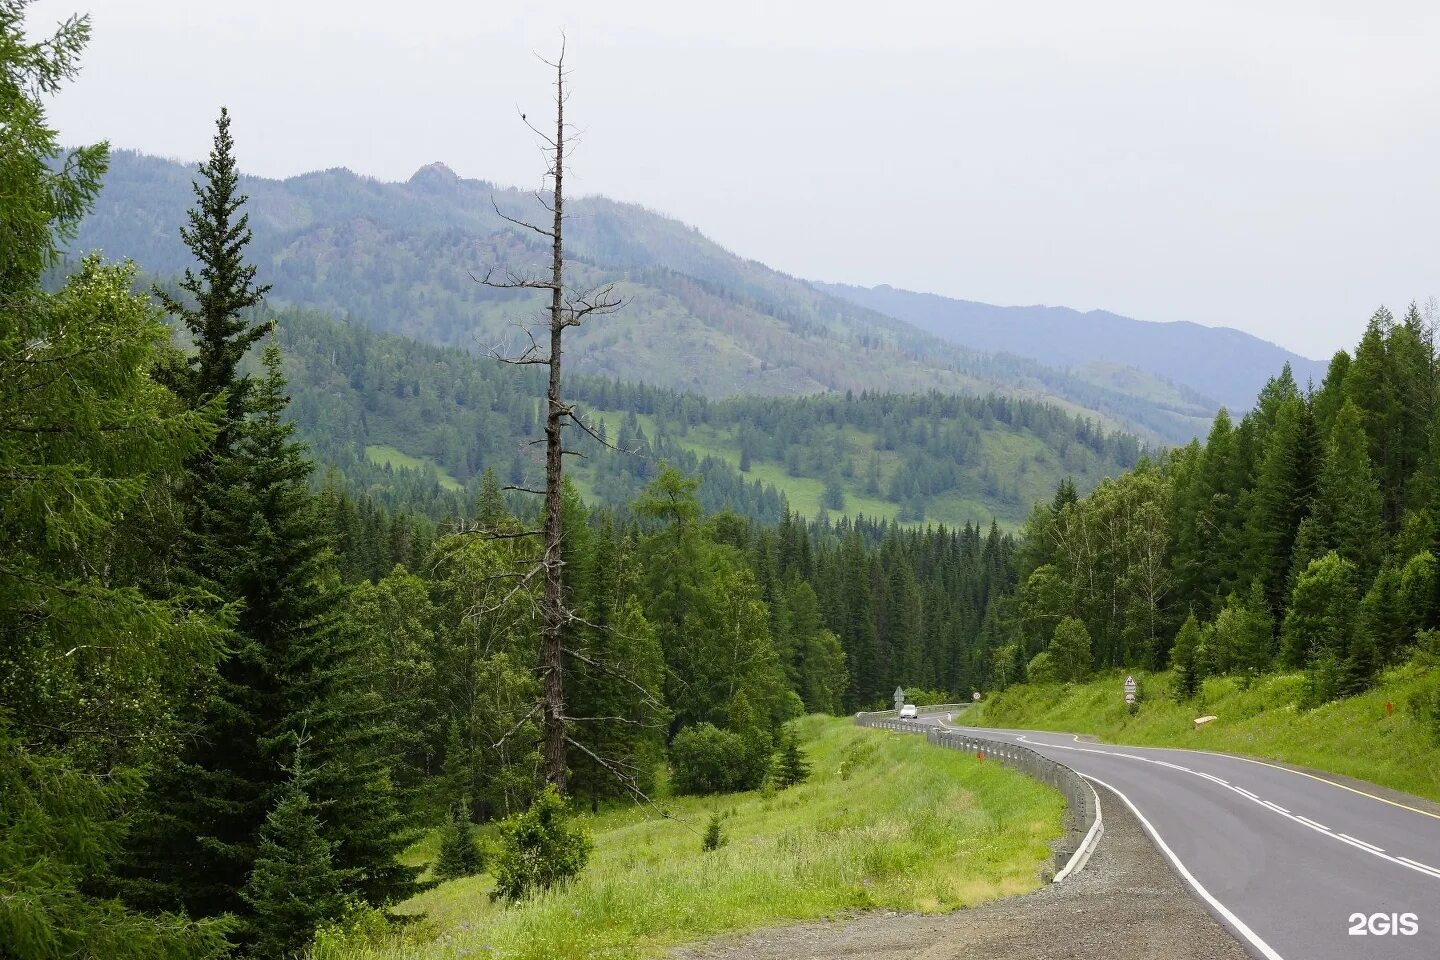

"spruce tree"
[1244, 394, 1317, 612]
[158, 107, 272, 427]
[433, 800, 485, 881]
[240, 744, 348, 960]
[1310, 401, 1383, 576]
[775, 726, 811, 787]
[1171, 613, 1203, 700]
[129, 349, 421, 923]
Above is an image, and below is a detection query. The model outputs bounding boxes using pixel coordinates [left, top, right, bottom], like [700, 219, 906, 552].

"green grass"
[363, 444, 464, 492]
[318, 716, 1064, 960]
[972, 663, 1440, 802]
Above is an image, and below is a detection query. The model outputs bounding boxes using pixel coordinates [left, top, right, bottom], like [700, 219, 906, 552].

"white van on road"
[898, 704, 918, 719]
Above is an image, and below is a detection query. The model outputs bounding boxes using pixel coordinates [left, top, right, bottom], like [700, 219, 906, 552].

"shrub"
[670, 723, 768, 795]
[433, 800, 485, 881]
[491, 785, 591, 901]
[701, 812, 726, 852]
[1025, 651, 1058, 684]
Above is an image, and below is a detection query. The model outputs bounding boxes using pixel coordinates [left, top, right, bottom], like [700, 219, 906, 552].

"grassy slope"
[320, 716, 1063, 960]
[971, 664, 1440, 803]
[580, 408, 1101, 529]
[363, 444, 464, 492]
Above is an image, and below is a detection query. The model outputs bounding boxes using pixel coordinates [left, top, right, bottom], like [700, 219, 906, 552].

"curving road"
[921, 714, 1440, 960]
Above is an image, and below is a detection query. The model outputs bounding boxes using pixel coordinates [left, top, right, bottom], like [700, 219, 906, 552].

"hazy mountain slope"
[270, 309, 1144, 528]
[74, 150, 1211, 442]
[817, 282, 1326, 413]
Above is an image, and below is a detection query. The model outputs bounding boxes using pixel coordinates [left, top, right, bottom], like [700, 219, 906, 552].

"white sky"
[29, 0, 1440, 359]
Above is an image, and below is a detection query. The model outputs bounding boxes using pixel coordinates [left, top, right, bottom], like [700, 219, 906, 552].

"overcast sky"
[29, 0, 1440, 359]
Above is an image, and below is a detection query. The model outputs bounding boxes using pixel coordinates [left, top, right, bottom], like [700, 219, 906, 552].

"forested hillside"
[820, 281, 1327, 414]
[270, 309, 1143, 528]
[984, 301, 1440, 729]
[74, 150, 1212, 444]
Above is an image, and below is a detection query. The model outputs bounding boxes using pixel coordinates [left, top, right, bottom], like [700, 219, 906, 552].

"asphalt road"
[921, 714, 1440, 960]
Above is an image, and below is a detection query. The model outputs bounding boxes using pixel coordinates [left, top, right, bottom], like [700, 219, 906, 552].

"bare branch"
[491, 194, 555, 239]
[493, 703, 542, 750]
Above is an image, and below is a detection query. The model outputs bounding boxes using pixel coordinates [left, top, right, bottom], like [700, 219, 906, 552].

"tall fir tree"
[157, 107, 272, 429]
[1243, 394, 1317, 614]
[1309, 401, 1384, 577]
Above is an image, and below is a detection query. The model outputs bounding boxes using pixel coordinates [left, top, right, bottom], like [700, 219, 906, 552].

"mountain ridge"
[72, 150, 1234, 443]
[816, 281, 1326, 413]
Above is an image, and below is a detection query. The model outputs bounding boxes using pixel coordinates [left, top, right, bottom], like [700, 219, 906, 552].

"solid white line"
[1262, 801, 1290, 815]
[1084, 774, 1286, 960]
[1294, 816, 1329, 831]
[1232, 786, 1260, 801]
[1338, 833, 1383, 853]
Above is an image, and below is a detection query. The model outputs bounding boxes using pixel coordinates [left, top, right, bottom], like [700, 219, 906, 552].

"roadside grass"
[972, 663, 1440, 802]
[363, 444, 464, 492]
[316, 715, 1063, 960]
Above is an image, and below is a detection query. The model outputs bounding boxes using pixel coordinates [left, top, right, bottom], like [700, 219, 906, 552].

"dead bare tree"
[480, 39, 623, 793]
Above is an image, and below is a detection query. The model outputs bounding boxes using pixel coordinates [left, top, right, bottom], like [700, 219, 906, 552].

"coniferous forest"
[5, 5, 1440, 960]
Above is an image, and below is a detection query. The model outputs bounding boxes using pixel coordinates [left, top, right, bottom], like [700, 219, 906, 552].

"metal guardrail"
[854, 712, 1102, 882]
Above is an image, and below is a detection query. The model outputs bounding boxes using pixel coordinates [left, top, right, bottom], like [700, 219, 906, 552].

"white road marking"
[1398, 857, 1440, 880]
[998, 731, 1440, 883]
[1338, 834, 1383, 853]
[1084, 774, 1286, 960]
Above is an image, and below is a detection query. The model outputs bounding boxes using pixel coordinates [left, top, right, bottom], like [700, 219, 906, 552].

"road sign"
[1124, 675, 1137, 705]
[972, 691, 981, 702]
[893, 686, 905, 711]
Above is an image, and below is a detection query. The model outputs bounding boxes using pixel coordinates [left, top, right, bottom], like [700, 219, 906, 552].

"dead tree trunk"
[482, 41, 622, 794]
[540, 50, 567, 793]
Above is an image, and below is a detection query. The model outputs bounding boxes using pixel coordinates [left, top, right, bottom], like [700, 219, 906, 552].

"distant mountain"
[72, 150, 1216, 443]
[816, 282, 1326, 414]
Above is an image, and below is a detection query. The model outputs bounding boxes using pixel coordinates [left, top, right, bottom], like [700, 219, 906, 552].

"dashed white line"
[1262, 801, 1290, 815]
[1338, 834, 1384, 853]
[1294, 815, 1329, 831]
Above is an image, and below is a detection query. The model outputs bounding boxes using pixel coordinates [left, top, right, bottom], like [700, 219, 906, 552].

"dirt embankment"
[671, 785, 1250, 960]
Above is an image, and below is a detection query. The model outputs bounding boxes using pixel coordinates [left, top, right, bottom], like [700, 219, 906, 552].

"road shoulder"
[670, 782, 1250, 960]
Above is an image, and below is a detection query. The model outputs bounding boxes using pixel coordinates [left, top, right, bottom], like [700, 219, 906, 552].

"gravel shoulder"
[670, 782, 1251, 960]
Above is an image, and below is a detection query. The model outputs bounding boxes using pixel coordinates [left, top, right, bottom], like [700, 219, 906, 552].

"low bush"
[491, 785, 592, 901]
[670, 723, 768, 795]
